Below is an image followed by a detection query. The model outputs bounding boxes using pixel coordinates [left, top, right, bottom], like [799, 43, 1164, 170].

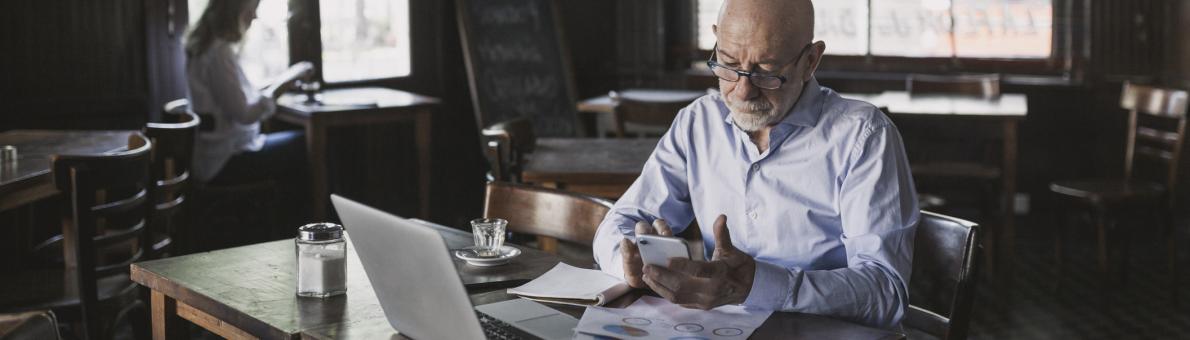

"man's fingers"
[621, 238, 645, 288]
[712, 214, 737, 260]
[653, 219, 674, 236]
[635, 221, 655, 236]
[668, 257, 715, 277]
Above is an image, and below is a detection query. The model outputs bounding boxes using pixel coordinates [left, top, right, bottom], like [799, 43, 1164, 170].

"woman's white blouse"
[186, 38, 275, 182]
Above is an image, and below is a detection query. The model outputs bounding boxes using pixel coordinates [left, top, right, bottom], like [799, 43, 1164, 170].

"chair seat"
[912, 162, 1001, 180]
[0, 269, 137, 313]
[1049, 179, 1166, 206]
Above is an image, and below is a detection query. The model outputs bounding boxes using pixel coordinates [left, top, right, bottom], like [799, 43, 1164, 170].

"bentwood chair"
[1049, 82, 1187, 300]
[906, 211, 981, 340]
[164, 99, 281, 252]
[482, 117, 536, 182]
[898, 74, 1006, 274]
[0, 133, 153, 340]
[143, 106, 200, 257]
[483, 181, 613, 266]
[610, 91, 689, 138]
[0, 311, 63, 340]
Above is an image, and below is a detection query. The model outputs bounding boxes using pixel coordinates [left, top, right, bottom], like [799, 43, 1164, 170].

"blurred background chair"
[1049, 82, 1187, 299]
[482, 117, 536, 183]
[0, 133, 152, 340]
[483, 181, 613, 267]
[142, 106, 199, 258]
[609, 90, 689, 138]
[0, 311, 62, 340]
[905, 211, 981, 340]
[163, 99, 281, 252]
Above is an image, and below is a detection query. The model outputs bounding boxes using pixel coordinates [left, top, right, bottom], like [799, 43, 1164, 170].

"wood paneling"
[0, 0, 151, 129]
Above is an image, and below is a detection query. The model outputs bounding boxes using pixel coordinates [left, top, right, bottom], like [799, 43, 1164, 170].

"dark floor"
[967, 213, 1190, 339]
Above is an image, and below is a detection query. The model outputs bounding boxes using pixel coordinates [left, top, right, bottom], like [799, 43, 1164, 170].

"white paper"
[508, 263, 631, 306]
[574, 296, 773, 339]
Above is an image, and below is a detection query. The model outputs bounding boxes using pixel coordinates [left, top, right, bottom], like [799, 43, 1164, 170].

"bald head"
[716, 0, 814, 55]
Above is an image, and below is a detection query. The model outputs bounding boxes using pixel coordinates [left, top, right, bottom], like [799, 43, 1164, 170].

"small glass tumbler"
[470, 218, 508, 257]
[296, 223, 347, 298]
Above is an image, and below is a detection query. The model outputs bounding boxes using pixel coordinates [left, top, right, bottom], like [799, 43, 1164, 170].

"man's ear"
[802, 41, 826, 82]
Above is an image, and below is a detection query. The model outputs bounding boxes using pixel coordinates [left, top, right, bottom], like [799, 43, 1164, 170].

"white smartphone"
[637, 234, 691, 268]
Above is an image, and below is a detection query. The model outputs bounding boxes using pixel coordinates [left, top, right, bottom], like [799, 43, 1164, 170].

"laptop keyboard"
[477, 311, 532, 340]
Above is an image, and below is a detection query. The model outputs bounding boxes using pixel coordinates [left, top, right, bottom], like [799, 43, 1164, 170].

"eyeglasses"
[705, 43, 813, 90]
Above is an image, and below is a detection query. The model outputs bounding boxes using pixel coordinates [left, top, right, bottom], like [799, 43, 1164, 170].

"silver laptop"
[331, 195, 579, 340]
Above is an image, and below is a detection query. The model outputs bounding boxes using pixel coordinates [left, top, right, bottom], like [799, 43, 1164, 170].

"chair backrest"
[482, 118, 536, 182]
[143, 107, 200, 258]
[907, 74, 1001, 100]
[906, 211, 980, 340]
[483, 181, 613, 245]
[51, 132, 151, 340]
[611, 91, 689, 138]
[1120, 82, 1189, 198]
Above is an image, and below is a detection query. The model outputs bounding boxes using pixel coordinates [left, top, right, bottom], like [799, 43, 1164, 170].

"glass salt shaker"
[296, 223, 347, 298]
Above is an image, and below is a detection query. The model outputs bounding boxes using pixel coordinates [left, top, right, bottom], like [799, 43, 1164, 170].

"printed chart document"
[575, 296, 772, 339]
[507, 263, 631, 307]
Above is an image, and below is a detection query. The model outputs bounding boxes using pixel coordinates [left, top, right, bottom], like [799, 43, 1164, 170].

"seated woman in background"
[185, 0, 313, 185]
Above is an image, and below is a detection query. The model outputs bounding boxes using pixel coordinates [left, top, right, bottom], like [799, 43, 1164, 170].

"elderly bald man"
[591, 0, 918, 329]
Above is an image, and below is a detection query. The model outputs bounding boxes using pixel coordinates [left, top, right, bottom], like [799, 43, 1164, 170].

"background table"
[521, 138, 658, 199]
[0, 130, 134, 212]
[132, 219, 904, 339]
[576, 89, 706, 137]
[277, 87, 439, 220]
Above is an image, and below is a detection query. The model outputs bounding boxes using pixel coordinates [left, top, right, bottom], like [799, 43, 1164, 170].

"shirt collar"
[721, 77, 825, 128]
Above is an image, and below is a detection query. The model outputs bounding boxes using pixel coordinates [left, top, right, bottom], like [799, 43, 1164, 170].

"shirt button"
[749, 211, 759, 220]
[751, 164, 760, 172]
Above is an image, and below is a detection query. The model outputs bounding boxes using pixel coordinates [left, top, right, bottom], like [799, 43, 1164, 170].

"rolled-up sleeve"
[743, 122, 918, 329]
[592, 109, 696, 278]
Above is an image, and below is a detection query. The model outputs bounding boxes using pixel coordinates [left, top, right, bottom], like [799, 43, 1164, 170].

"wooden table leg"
[415, 110, 433, 219]
[151, 291, 187, 340]
[1000, 120, 1019, 287]
[307, 118, 330, 221]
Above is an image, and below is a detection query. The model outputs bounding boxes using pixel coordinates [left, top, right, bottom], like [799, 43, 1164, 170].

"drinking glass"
[470, 218, 508, 257]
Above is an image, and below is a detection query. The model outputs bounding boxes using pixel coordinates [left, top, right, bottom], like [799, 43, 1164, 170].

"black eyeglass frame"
[705, 43, 814, 90]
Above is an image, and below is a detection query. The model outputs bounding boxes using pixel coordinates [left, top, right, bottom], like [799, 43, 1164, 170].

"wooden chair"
[1049, 82, 1187, 297]
[895, 75, 1006, 274]
[483, 181, 613, 260]
[907, 74, 1001, 100]
[0, 311, 62, 340]
[482, 117, 536, 182]
[0, 133, 153, 340]
[905, 211, 981, 340]
[610, 91, 688, 138]
[142, 106, 199, 258]
[163, 99, 280, 252]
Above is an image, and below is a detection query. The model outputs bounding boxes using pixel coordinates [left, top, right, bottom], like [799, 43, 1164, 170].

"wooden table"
[576, 89, 706, 136]
[843, 91, 1027, 277]
[276, 87, 439, 221]
[132, 219, 904, 339]
[0, 130, 134, 211]
[521, 138, 658, 199]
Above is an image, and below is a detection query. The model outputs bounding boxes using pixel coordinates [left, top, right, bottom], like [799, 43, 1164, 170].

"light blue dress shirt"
[592, 78, 919, 329]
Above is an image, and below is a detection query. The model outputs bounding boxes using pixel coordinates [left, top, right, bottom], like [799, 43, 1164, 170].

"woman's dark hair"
[185, 0, 257, 58]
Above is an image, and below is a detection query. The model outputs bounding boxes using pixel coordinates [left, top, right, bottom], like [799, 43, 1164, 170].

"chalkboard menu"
[458, 0, 578, 137]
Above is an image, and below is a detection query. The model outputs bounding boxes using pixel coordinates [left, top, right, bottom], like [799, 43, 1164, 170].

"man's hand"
[643, 214, 756, 310]
[621, 219, 673, 288]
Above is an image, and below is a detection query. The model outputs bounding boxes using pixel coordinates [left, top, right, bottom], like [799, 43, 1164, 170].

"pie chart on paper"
[602, 324, 650, 337]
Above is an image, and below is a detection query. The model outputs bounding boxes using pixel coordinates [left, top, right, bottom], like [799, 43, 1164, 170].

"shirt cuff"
[743, 259, 795, 310]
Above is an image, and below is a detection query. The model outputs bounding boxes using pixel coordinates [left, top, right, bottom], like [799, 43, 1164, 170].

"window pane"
[870, 0, 954, 57]
[953, 0, 1052, 58]
[320, 0, 412, 82]
[697, 0, 723, 50]
[813, 0, 868, 55]
[188, 0, 290, 87]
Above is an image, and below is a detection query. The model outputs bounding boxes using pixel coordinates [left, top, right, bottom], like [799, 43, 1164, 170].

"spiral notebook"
[508, 263, 632, 307]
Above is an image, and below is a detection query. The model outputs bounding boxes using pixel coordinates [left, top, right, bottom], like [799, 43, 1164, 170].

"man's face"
[713, 25, 821, 132]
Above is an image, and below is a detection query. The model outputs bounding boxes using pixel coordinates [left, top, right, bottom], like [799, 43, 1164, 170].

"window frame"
[692, 0, 1076, 78]
[286, 0, 418, 88]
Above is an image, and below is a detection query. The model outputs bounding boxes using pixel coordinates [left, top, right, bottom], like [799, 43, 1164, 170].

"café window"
[696, 0, 1053, 59]
[188, 0, 412, 85]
